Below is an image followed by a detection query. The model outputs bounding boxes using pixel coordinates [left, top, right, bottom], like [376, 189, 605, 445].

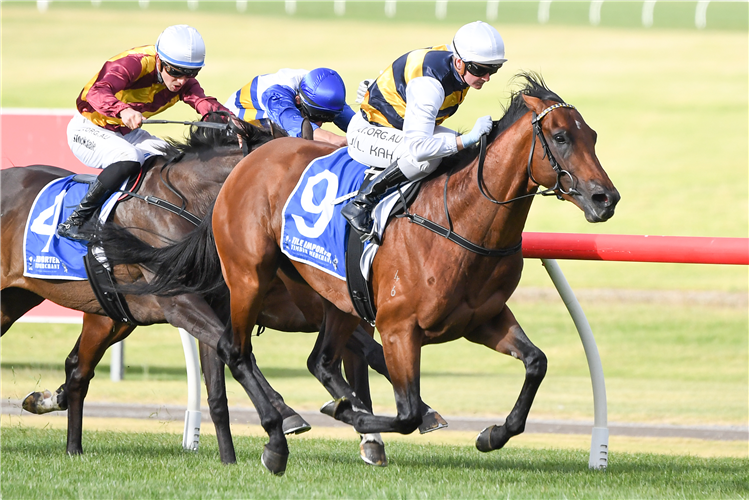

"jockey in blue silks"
[225, 67, 355, 148]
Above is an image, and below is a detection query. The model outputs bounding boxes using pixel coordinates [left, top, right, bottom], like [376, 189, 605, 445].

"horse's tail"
[87, 206, 224, 297]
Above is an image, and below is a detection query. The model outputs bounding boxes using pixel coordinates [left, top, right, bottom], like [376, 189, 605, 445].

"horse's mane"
[157, 111, 286, 161]
[440, 72, 563, 173]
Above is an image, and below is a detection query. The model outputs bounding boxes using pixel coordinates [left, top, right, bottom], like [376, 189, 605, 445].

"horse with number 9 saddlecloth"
[92, 73, 620, 469]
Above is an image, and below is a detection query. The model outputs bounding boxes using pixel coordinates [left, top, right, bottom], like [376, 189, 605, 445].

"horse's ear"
[521, 94, 545, 114]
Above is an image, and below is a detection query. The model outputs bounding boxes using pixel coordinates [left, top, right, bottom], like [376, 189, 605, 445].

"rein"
[119, 154, 202, 227]
[399, 102, 577, 257]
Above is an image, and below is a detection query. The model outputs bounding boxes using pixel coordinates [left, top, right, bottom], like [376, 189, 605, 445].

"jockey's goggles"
[162, 61, 201, 78]
[464, 61, 502, 77]
[299, 92, 341, 123]
[453, 45, 502, 77]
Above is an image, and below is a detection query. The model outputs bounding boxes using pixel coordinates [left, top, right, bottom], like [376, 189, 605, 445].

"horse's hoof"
[419, 408, 449, 434]
[282, 414, 311, 435]
[476, 425, 496, 453]
[260, 445, 288, 476]
[22, 390, 60, 414]
[319, 398, 352, 421]
[319, 400, 336, 418]
[359, 434, 387, 467]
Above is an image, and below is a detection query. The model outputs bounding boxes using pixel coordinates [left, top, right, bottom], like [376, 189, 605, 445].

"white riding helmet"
[155, 25, 206, 69]
[452, 21, 507, 65]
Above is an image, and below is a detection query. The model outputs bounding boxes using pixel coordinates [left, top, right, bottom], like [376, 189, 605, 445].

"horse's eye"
[553, 134, 566, 144]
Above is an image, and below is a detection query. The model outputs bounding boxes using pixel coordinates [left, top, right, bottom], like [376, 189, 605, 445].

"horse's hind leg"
[198, 341, 236, 464]
[65, 314, 135, 455]
[219, 257, 289, 474]
[465, 306, 547, 452]
[340, 326, 388, 466]
[250, 353, 311, 435]
[197, 340, 312, 465]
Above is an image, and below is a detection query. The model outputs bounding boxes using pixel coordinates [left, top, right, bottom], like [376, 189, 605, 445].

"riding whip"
[142, 119, 228, 130]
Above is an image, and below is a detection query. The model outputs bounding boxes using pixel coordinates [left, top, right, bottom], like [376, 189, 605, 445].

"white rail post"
[179, 328, 202, 451]
[110, 340, 124, 382]
[589, 0, 604, 26]
[540, 258, 609, 470]
[385, 0, 397, 18]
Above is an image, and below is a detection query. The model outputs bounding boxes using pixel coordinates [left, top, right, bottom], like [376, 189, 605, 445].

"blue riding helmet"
[298, 68, 346, 122]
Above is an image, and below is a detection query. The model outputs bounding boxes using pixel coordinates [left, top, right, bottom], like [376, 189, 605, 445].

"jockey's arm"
[313, 127, 347, 147]
[86, 58, 141, 122]
[181, 79, 233, 117]
[402, 77, 459, 162]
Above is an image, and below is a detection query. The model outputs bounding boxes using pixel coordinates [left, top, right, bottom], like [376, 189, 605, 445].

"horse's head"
[520, 93, 620, 223]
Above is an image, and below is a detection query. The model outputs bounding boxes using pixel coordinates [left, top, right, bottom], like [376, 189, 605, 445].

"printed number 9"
[291, 170, 339, 238]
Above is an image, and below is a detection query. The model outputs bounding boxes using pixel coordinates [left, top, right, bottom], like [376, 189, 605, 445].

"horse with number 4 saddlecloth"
[0, 116, 441, 469]
[87, 73, 620, 472]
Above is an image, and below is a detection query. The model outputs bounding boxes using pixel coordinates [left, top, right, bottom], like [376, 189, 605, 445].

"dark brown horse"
[90, 74, 619, 471]
[1, 120, 431, 469]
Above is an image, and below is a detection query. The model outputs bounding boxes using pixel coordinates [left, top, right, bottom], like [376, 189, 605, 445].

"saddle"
[345, 174, 420, 324]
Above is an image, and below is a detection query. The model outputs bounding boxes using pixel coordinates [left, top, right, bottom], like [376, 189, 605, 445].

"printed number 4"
[30, 190, 66, 252]
[292, 170, 339, 238]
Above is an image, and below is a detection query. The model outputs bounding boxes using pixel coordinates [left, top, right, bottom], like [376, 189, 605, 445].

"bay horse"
[1, 118, 426, 469]
[89, 73, 619, 470]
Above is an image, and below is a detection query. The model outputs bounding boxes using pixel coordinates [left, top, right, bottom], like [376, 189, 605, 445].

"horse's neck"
[118, 154, 240, 224]
[449, 120, 537, 250]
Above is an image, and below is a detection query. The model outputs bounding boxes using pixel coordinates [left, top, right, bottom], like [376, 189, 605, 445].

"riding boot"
[56, 179, 113, 241]
[341, 161, 408, 241]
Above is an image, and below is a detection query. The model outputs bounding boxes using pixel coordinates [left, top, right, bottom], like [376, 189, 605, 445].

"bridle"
[398, 101, 580, 257]
[477, 101, 580, 205]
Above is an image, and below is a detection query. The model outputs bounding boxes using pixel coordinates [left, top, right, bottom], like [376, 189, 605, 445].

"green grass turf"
[1, 427, 747, 499]
[4, 300, 746, 427]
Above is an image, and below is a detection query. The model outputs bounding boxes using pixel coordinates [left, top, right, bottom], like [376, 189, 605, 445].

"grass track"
[2, 427, 747, 499]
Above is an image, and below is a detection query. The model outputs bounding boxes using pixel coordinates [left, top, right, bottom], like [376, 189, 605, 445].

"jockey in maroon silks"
[58, 24, 231, 241]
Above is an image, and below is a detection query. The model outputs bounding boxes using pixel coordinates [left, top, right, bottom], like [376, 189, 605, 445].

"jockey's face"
[455, 58, 498, 90]
[157, 56, 194, 93]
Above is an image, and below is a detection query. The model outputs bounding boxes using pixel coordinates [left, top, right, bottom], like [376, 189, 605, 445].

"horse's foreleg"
[65, 314, 135, 455]
[465, 305, 547, 452]
[348, 322, 425, 435]
[198, 341, 236, 464]
[348, 325, 447, 434]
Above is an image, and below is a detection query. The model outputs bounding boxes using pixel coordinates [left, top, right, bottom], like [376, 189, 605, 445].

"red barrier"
[522, 232, 749, 265]
[1, 110, 94, 173]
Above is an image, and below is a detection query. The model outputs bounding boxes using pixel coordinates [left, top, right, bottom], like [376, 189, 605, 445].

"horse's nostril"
[592, 193, 609, 206]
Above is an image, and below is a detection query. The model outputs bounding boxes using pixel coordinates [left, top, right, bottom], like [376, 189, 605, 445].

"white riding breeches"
[346, 112, 457, 181]
[67, 112, 168, 169]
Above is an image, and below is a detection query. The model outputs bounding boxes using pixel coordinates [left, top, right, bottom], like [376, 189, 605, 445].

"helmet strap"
[454, 57, 468, 83]
[155, 55, 164, 84]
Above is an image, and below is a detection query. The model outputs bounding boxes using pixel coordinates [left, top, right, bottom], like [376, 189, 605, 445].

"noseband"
[477, 101, 580, 206]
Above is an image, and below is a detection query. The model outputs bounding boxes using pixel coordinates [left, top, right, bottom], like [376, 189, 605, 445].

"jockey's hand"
[120, 108, 144, 130]
[356, 79, 373, 104]
[230, 116, 245, 150]
[459, 115, 493, 149]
